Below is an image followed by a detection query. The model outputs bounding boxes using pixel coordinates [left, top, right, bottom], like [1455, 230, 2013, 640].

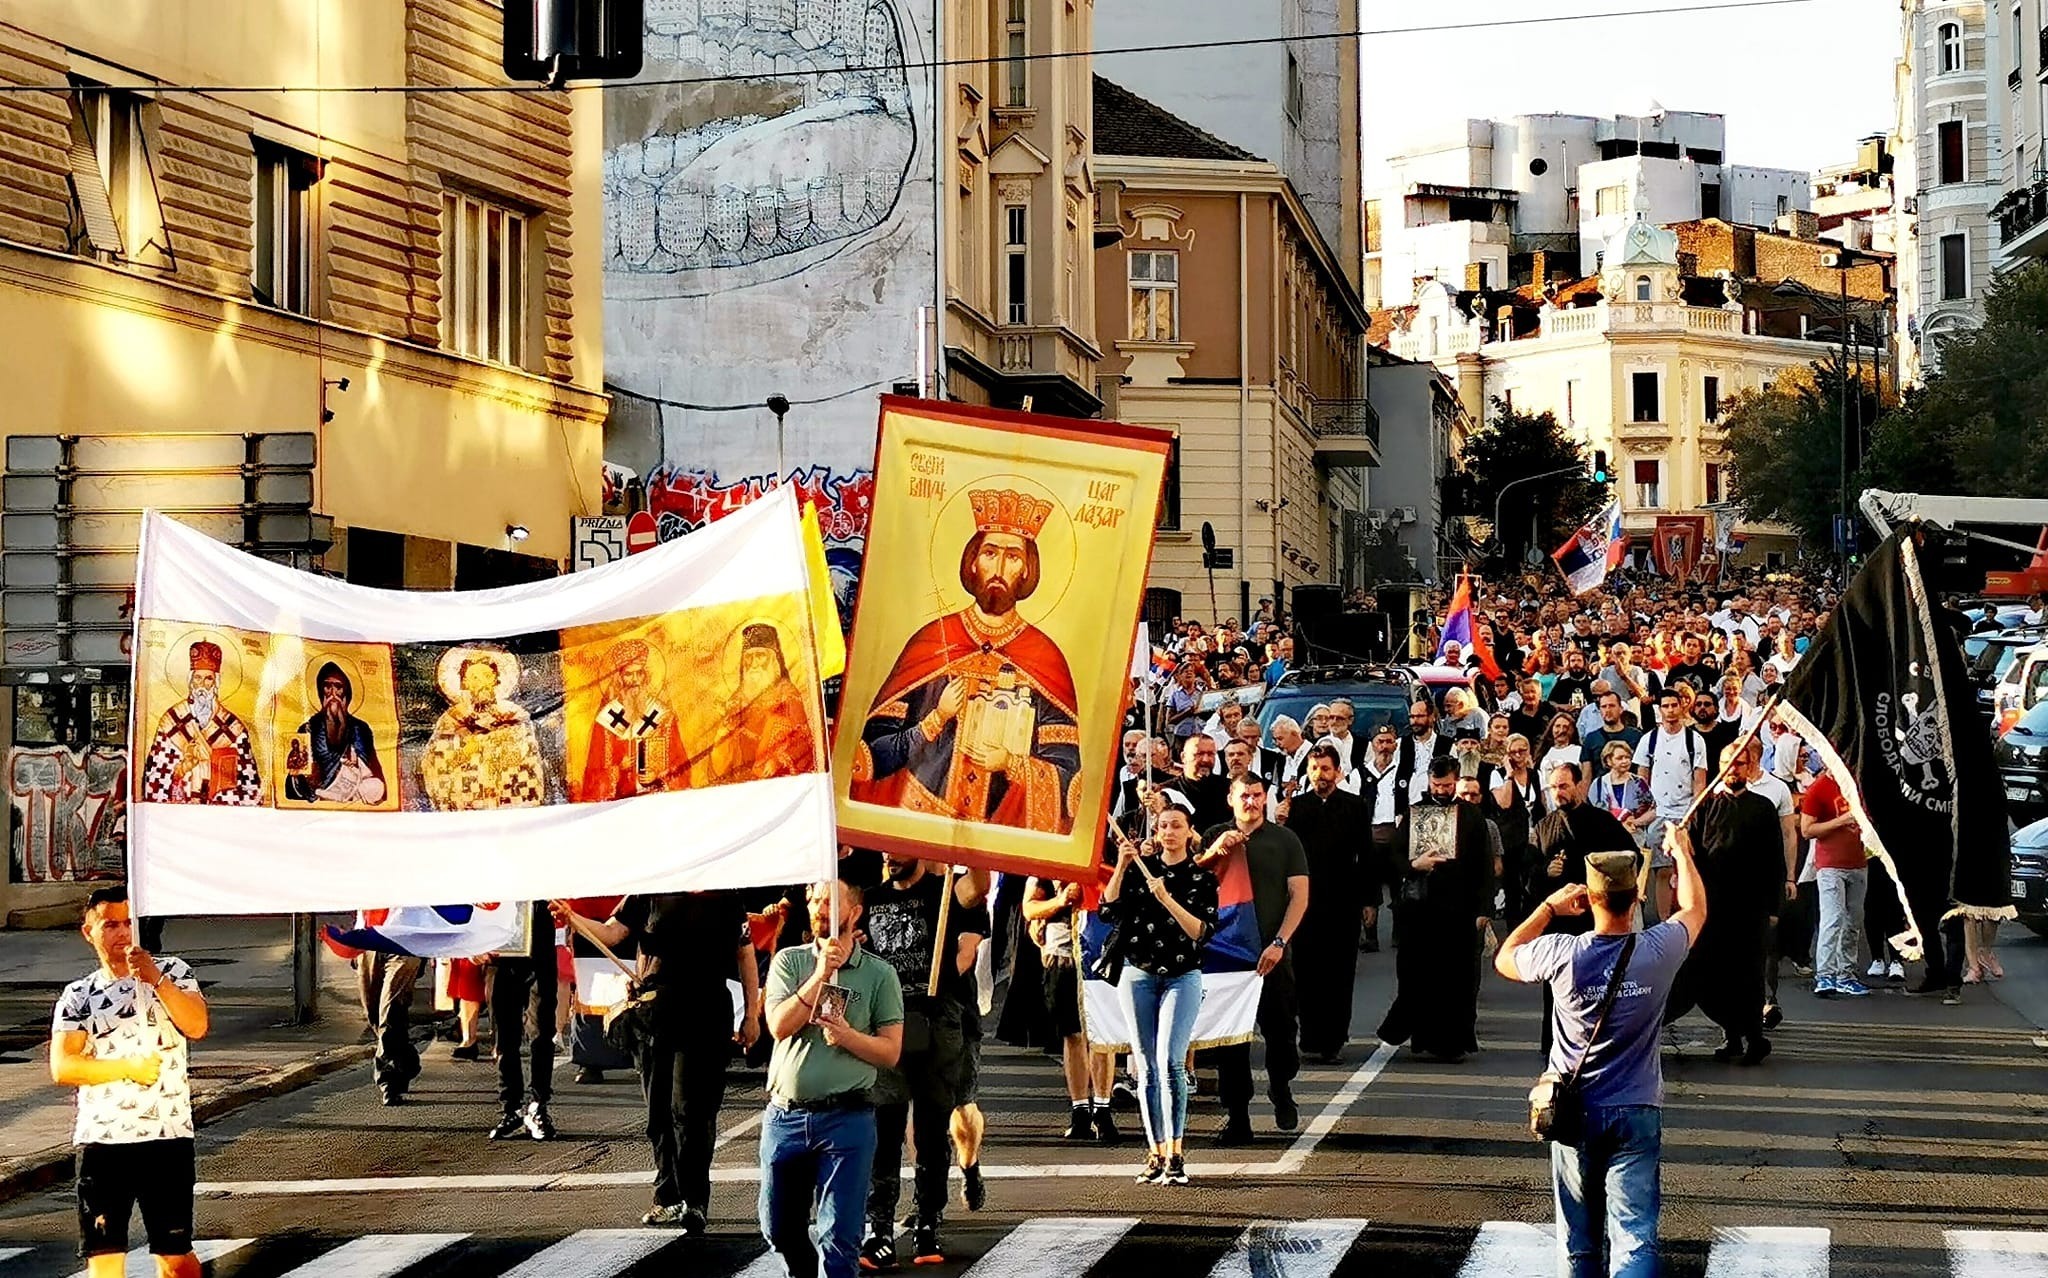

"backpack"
[1644, 727, 1703, 791]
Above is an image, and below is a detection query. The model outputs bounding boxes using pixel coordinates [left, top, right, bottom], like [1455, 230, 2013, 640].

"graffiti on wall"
[9, 745, 128, 884]
[603, 1, 935, 530]
[649, 465, 874, 627]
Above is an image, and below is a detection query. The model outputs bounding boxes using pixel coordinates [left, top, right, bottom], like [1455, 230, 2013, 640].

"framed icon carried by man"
[834, 398, 1171, 882]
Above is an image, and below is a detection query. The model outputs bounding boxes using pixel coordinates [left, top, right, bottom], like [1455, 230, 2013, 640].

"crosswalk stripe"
[1455, 1222, 1553, 1277]
[961, 1217, 1137, 1278]
[1705, 1226, 1830, 1278]
[1946, 1229, 2048, 1278]
[0, 1252, 27, 1269]
[276, 1235, 468, 1278]
[1209, 1219, 1370, 1278]
[727, 1253, 786, 1278]
[492, 1231, 673, 1278]
[68, 1239, 252, 1278]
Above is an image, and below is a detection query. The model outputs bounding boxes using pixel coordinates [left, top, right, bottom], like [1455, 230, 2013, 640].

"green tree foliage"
[1461, 401, 1605, 572]
[1865, 261, 2048, 498]
[1721, 360, 1882, 553]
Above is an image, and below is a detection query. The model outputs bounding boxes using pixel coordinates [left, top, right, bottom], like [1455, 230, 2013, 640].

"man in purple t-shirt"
[1496, 830, 1707, 1278]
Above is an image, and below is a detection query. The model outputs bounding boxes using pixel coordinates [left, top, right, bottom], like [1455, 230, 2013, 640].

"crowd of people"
[57, 565, 1997, 1278]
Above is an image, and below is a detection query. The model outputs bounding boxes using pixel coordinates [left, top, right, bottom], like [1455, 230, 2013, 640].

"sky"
[1359, 0, 1898, 183]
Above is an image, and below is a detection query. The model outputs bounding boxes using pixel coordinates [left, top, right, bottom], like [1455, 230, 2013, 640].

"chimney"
[1464, 262, 1485, 291]
[1529, 250, 1550, 292]
[1774, 210, 1820, 241]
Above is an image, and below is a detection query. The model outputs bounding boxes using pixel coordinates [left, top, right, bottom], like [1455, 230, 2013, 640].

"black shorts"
[1042, 958, 1084, 1039]
[76, 1138, 195, 1257]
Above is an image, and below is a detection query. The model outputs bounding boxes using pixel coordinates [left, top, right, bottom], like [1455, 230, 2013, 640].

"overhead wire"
[0, 0, 1821, 97]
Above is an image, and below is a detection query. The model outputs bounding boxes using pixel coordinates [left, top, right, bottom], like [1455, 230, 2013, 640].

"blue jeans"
[1120, 968, 1203, 1146]
[758, 1104, 878, 1278]
[1551, 1105, 1661, 1278]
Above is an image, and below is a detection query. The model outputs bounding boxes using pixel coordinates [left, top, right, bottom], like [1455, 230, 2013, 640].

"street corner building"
[834, 397, 1169, 882]
[127, 489, 836, 916]
[0, 1, 610, 926]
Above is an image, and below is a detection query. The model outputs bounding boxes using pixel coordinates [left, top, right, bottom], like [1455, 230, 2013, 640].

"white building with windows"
[1896, 0, 2001, 378]
[1373, 209, 1890, 564]
[1987, 0, 2048, 282]
[1365, 112, 1809, 308]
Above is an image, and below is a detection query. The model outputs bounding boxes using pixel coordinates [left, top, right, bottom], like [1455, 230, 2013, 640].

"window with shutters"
[64, 82, 168, 267]
[1631, 370, 1660, 422]
[1128, 250, 1178, 341]
[1156, 433, 1182, 530]
[1003, 204, 1028, 324]
[1940, 120, 1966, 184]
[253, 142, 318, 315]
[1004, 0, 1028, 108]
[1595, 185, 1627, 216]
[1632, 458, 1663, 509]
[1941, 231, 1969, 300]
[441, 190, 530, 368]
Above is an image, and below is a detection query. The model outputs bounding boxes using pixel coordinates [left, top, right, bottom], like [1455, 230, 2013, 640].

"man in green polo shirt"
[757, 880, 903, 1278]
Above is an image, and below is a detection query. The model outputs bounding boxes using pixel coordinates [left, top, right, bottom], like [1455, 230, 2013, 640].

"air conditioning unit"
[1365, 507, 1389, 525]
[1392, 505, 1419, 524]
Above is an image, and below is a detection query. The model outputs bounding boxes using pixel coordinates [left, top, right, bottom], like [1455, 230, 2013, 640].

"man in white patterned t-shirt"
[50, 885, 210, 1278]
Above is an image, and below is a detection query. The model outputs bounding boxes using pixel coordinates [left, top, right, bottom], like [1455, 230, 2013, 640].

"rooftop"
[1093, 76, 1263, 163]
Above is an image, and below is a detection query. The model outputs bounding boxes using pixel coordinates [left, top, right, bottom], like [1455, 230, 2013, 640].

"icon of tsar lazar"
[849, 488, 1080, 833]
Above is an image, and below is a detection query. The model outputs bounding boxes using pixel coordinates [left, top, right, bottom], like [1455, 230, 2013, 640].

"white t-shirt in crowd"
[1359, 759, 1401, 823]
[52, 957, 199, 1145]
[1634, 726, 1706, 820]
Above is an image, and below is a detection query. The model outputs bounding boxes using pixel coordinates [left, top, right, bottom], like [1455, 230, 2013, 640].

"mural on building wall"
[8, 745, 128, 884]
[648, 464, 874, 627]
[605, 1, 936, 567]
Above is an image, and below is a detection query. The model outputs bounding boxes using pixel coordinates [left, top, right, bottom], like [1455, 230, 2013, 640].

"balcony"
[1308, 397, 1382, 465]
[1994, 174, 2048, 262]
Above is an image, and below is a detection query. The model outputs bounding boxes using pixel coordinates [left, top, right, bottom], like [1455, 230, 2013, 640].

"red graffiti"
[647, 466, 875, 548]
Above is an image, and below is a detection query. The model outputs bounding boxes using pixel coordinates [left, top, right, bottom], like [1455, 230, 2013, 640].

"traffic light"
[1591, 450, 1610, 484]
[503, 0, 642, 84]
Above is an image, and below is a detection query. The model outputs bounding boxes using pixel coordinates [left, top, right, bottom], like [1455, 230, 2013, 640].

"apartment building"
[0, 0, 609, 918]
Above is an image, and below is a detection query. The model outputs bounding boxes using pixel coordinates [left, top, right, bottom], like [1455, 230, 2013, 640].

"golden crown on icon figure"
[969, 489, 1054, 539]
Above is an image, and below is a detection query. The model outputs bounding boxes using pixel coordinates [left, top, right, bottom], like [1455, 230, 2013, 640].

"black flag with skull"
[1777, 527, 2014, 962]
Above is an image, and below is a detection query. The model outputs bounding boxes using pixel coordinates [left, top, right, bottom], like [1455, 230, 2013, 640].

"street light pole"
[1493, 464, 1586, 563]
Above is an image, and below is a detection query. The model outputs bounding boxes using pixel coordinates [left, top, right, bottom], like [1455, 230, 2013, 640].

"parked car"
[1257, 665, 1416, 742]
[2006, 815, 2048, 938]
[1968, 629, 2048, 721]
[1994, 701, 2048, 826]
[1991, 640, 2048, 734]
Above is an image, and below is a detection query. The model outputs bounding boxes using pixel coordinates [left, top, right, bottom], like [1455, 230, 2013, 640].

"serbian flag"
[1435, 574, 1502, 679]
[1079, 854, 1264, 1052]
[323, 903, 524, 960]
[1552, 500, 1625, 596]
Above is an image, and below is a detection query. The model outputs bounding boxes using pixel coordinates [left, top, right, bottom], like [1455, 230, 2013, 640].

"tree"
[1721, 359, 1884, 555]
[1865, 260, 2048, 500]
[1461, 401, 1605, 573]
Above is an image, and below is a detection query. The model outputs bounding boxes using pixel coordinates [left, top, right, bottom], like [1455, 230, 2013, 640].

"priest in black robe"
[1377, 755, 1496, 1062]
[1284, 741, 1374, 1063]
[1664, 744, 1785, 1065]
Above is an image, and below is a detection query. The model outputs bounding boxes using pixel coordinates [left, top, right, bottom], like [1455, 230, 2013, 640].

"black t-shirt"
[613, 891, 747, 1024]
[1169, 772, 1233, 832]
[1665, 659, 1719, 696]
[1550, 674, 1595, 709]
[862, 872, 987, 1013]
[1104, 856, 1217, 977]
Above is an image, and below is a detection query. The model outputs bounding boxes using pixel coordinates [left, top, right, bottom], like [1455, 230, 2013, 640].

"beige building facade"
[0, 0, 608, 920]
[943, 0, 1104, 417]
[1092, 80, 1372, 624]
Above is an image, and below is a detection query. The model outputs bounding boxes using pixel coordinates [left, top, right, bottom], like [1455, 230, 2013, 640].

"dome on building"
[1611, 213, 1679, 268]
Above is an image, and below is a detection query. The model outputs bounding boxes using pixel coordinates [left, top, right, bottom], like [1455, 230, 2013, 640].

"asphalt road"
[6, 927, 2048, 1277]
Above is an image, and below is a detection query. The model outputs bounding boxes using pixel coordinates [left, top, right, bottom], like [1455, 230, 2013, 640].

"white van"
[1994, 642, 2048, 733]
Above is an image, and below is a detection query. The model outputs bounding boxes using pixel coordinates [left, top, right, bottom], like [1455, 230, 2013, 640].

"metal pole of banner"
[288, 913, 318, 1025]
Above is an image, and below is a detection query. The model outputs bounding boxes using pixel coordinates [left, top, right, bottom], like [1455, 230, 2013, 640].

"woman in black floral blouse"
[1104, 796, 1219, 1186]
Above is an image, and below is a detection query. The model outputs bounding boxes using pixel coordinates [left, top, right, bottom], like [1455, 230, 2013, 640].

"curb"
[0, 1034, 388, 1205]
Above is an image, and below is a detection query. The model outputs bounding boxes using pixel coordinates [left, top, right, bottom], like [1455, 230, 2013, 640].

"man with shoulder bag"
[1495, 827, 1707, 1277]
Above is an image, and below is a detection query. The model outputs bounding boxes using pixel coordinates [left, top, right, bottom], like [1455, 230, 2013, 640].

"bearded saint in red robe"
[848, 489, 1081, 834]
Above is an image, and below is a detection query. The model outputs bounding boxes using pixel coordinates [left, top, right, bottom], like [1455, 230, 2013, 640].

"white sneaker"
[1866, 960, 1886, 979]
[1887, 960, 1905, 981]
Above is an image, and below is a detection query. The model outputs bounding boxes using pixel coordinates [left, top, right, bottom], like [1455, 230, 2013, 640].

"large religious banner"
[128, 487, 835, 916]
[833, 398, 1171, 880]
